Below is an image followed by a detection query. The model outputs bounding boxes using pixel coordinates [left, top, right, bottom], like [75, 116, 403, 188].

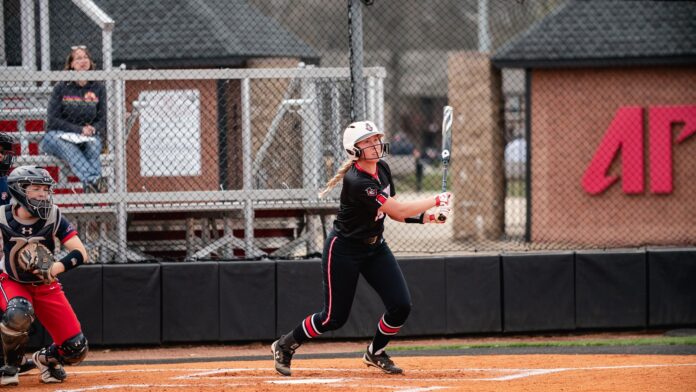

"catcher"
[0, 133, 39, 377]
[0, 165, 89, 387]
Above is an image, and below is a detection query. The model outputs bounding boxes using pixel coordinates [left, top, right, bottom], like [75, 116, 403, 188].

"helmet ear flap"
[353, 147, 362, 158]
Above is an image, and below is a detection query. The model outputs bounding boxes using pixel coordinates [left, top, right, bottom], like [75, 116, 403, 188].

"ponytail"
[318, 159, 353, 198]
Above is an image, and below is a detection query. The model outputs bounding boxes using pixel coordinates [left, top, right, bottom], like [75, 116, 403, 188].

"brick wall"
[531, 67, 696, 246]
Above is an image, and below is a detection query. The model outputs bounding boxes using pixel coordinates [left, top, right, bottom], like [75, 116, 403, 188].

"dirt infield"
[16, 353, 696, 391]
[12, 333, 696, 391]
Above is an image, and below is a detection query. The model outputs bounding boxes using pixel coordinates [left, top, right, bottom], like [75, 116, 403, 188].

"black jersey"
[334, 160, 396, 240]
[0, 204, 77, 283]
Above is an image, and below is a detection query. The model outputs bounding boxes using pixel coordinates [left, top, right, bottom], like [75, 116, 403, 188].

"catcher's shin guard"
[0, 297, 34, 367]
[58, 333, 89, 365]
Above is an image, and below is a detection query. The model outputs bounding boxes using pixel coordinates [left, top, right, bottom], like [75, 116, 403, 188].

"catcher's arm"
[50, 236, 89, 277]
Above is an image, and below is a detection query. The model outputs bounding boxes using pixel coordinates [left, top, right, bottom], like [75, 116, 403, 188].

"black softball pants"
[293, 231, 412, 343]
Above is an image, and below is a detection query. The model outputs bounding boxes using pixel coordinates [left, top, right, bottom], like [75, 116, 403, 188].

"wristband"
[405, 213, 425, 224]
[59, 249, 85, 272]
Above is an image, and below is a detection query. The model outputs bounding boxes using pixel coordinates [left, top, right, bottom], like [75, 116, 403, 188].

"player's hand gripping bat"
[438, 106, 453, 222]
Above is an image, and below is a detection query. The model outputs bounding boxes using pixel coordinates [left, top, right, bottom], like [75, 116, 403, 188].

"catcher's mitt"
[17, 242, 55, 283]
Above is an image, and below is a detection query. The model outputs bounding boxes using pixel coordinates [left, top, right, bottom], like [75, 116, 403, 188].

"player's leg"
[32, 332, 87, 383]
[0, 276, 36, 386]
[0, 296, 34, 386]
[30, 283, 87, 384]
[360, 243, 411, 374]
[272, 234, 362, 376]
[0, 309, 37, 376]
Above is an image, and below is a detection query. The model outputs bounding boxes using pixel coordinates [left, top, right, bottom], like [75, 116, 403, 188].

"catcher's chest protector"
[0, 204, 60, 283]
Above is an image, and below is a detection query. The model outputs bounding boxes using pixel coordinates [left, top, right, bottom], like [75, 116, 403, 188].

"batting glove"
[435, 205, 451, 223]
[435, 192, 452, 207]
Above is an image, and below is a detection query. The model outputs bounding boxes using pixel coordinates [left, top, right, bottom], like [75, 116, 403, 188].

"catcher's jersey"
[0, 204, 76, 283]
[333, 160, 396, 240]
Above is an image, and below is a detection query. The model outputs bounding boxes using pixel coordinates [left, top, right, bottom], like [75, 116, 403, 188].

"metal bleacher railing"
[0, 66, 385, 262]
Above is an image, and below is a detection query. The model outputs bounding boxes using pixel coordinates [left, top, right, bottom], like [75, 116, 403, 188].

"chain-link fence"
[2, 0, 694, 262]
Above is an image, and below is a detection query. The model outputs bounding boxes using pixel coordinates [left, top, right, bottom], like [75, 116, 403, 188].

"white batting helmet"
[342, 121, 389, 160]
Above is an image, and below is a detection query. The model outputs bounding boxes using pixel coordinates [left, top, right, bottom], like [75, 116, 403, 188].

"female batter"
[272, 121, 452, 376]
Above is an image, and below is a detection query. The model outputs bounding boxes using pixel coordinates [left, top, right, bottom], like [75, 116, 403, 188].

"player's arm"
[63, 235, 89, 262]
[50, 236, 89, 277]
[379, 196, 437, 222]
[381, 192, 452, 223]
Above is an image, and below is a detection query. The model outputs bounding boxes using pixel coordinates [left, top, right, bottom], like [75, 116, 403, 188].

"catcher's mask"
[0, 132, 18, 177]
[342, 121, 390, 161]
[8, 165, 55, 219]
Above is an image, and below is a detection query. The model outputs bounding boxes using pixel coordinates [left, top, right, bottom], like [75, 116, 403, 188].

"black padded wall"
[575, 250, 647, 328]
[445, 255, 502, 334]
[399, 257, 446, 337]
[648, 248, 696, 326]
[275, 259, 324, 336]
[23, 250, 696, 348]
[102, 263, 161, 345]
[60, 264, 104, 345]
[219, 261, 276, 341]
[502, 252, 575, 332]
[161, 262, 219, 342]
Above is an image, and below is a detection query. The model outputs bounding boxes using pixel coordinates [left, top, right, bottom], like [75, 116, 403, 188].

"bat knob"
[437, 214, 447, 222]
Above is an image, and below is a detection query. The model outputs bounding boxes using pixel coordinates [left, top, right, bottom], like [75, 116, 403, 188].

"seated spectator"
[40, 45, 107, 193]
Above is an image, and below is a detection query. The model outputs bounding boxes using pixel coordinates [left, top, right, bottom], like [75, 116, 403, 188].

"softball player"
[0, 134, 38, 376]
[0, 165, 89, 386]
[272, 121, 452, 376]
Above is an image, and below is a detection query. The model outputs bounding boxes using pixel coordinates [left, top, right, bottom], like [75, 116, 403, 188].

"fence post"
[348, 0, 365, 121]
[115, 71, 127, 262]
[241, 78, 255, 256]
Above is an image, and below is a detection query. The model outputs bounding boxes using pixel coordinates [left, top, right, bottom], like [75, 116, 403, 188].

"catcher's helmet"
[0, 132, 18, 177]
[342, 121, 390, 160]
[7, 165, 55, 219]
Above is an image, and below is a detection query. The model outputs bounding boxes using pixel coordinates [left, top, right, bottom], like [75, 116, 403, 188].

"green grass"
[388, 335, 696, 352]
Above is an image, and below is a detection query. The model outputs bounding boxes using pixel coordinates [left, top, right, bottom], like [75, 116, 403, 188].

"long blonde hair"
[318, 159, 354, 198]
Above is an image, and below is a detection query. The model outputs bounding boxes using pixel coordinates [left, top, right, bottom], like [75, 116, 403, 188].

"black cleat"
[363, 349, 403, 374]
[271, 339, 295, 376]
